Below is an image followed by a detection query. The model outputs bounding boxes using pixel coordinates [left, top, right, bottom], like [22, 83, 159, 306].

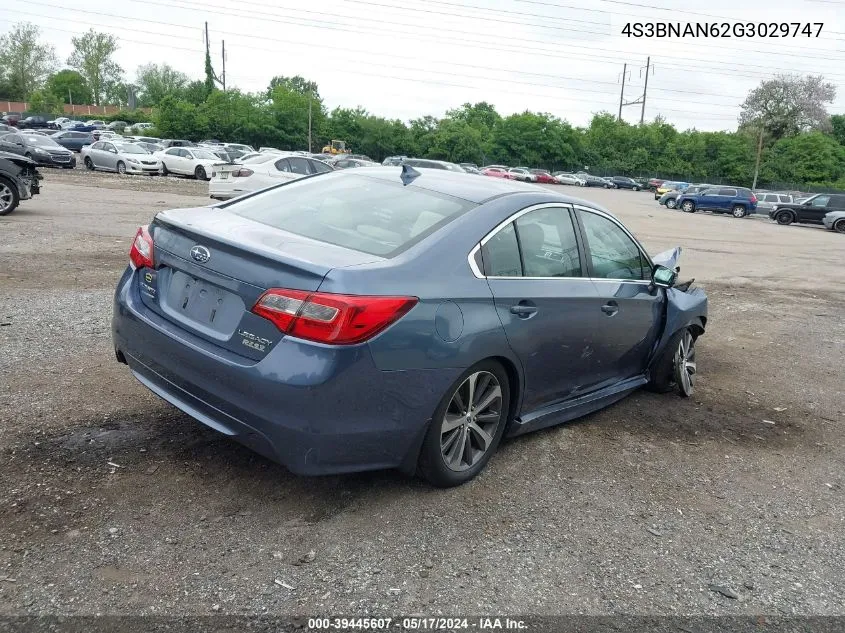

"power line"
[0, 17, 739, 122]
[0, 5, 749, 106]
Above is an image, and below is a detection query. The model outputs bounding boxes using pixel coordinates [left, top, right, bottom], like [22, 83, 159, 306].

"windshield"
[243, 154, 276, 164]
[116, 144, 149, 154]
[24, 135, 61, 147]
[443, 163, 465, 172]
[191, 149, 218, 160]
[226, 172, 474, 257]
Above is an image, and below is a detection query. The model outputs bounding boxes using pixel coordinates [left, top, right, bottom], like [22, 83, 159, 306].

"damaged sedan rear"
[112, 167, 707, 487]
[0, 151, 41, 216]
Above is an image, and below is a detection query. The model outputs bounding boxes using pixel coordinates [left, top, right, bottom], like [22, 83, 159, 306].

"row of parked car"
[650, 179, 845, 232]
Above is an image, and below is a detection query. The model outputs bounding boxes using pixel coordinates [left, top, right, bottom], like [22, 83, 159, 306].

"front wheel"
[634, 186, 640, 191]
[84, 157, 95, 170]
[681, 200, 696, 213]
[775, 210, 793, 225]
[117, 161, 127, 175]
[195, 165, 207, 180]
[732, 205, 747, 218]
[0, 177, 20, 216]
[666, 198, 677, 209]
[648, 327, 698, 397]
[161, 163, 169, 176]
[417, 360, 510, 487]
[833, 218, 845, 234]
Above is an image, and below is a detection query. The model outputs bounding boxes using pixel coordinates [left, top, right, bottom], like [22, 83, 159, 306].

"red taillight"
[233, 168, 254, 177]
[129, 225, 154, 269]
[750, 194, 757, 203]
[252, 288, 417, 345]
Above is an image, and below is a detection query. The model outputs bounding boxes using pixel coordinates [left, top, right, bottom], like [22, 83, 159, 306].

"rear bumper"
[111, 269, 457, 475]
[208, 180, 243, 199]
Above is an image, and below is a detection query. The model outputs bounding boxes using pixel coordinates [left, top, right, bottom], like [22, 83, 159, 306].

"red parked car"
[529, 169, 557, 184]
[647, 178, 665, 191]
[481, 167, 512, 179]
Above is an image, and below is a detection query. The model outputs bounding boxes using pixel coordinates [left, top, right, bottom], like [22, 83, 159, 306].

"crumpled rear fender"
[650, 286, 708, 366]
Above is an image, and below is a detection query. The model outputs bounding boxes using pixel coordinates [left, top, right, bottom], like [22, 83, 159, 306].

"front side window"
[809, 195, 830, 207]
[515, 207, 581, 278]
[579, 211, 650, 281]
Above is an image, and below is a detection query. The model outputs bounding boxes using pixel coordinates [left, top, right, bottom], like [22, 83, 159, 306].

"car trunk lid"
[137, 206, 382, 359]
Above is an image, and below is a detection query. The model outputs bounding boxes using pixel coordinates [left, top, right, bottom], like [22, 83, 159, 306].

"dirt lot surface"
[1, 171, 843, 618]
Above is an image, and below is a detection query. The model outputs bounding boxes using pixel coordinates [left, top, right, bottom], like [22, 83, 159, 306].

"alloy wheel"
[682, 201, 695, 213]
[732, 205, 746, 218]
[117, 162, 126, 174]
[776, 211, 792, 225]
[673, 330, 696, 397]
[666, 198, 677, 209]
[440, 371, 503, 472]
[834, 219, 845, 234]
[0, 182, 13, 213]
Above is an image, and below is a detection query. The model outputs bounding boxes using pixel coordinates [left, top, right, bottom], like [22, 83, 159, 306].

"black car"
[609, 176, 642, 190]
[51, 130, 95, 152]
[577, 173, 612, 188]
[0, 151, 41, 216]
[17, 115, 52, 130]
[0, 132, 76, 168]
[160, 139, 196, 148]
[769, 193, 845, 226]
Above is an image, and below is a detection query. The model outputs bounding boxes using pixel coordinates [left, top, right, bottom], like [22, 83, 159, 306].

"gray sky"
[2, 0, 844, 130]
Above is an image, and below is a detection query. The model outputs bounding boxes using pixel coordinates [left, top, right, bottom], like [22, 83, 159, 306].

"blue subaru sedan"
[113, 167, 707, 486]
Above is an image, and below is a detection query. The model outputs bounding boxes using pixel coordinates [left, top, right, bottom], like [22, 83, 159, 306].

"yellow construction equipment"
[322, 139, 349, 155]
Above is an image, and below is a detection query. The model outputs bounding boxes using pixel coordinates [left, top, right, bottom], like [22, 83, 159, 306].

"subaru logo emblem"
[190, 245, 211, 263]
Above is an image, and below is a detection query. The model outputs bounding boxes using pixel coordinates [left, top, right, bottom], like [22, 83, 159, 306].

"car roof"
[350, 166, 574, 203]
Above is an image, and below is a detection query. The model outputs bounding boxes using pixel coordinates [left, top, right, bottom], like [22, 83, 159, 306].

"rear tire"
[732, 204, 747, 218]
[0, 176, 20, 216]
[775, 210, 793, 225]
[195, 165, 207, 180]
[666, 198, 677, 209]
[417, 360, 511, 487]
[833, 218, 845, 234]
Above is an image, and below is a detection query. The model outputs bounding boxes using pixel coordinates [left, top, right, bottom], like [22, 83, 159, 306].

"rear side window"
[482, 223, 522, 277]
[829, 195, 845, 209]
[718, 188, 737, 196]
[288, 157, 310, 175]
[274, 158, 290, 172]
[309, 160, 332, 174]
[227, 173, 474, 257]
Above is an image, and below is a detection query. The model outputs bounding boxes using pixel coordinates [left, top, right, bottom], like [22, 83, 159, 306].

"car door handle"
[601, 301, 619, 316]
[510, 303, 538, 318]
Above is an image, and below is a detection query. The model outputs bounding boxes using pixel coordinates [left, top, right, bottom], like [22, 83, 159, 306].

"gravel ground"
[1, 171, 844, 618]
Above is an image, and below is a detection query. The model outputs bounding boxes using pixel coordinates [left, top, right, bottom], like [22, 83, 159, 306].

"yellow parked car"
[654, 181, 689, 200]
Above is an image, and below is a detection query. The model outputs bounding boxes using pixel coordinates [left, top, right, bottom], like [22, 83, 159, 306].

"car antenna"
[400, 163, 421, 186]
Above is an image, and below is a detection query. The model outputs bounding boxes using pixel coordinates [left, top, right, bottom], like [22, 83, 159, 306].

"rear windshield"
[225, 172, 474, 256]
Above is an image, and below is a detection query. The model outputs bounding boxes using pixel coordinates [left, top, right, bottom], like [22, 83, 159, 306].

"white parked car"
[209, 153, 333, 200]
[258, 146, 282, 153]
[224, 143, 255, 154]
[81, 140, 162, 175]
[156, 147, 223, 180]
[508, 167, 537, 182]
[555, 173, 586, 186]
[49, 117, 72, 129]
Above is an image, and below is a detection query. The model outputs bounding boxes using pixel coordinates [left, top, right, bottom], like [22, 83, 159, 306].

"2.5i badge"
[140, 270, 157, 299]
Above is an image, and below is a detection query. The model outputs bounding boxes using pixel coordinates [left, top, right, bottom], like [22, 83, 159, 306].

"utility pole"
[752, 126, 764, 189]
[640, 56, 652, 124]
[307, 90, 312, 153]
[618, 63, 627, 121]
[68, 87, 73, 108]
[221, 40, 227, 92]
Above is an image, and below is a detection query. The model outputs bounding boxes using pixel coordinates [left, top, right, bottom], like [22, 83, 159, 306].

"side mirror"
[651, 265, 677, 288]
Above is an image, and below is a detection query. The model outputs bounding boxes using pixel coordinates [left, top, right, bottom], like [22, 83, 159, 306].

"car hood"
[770, 202, 804, 210]
[0, 151, 36, 166]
